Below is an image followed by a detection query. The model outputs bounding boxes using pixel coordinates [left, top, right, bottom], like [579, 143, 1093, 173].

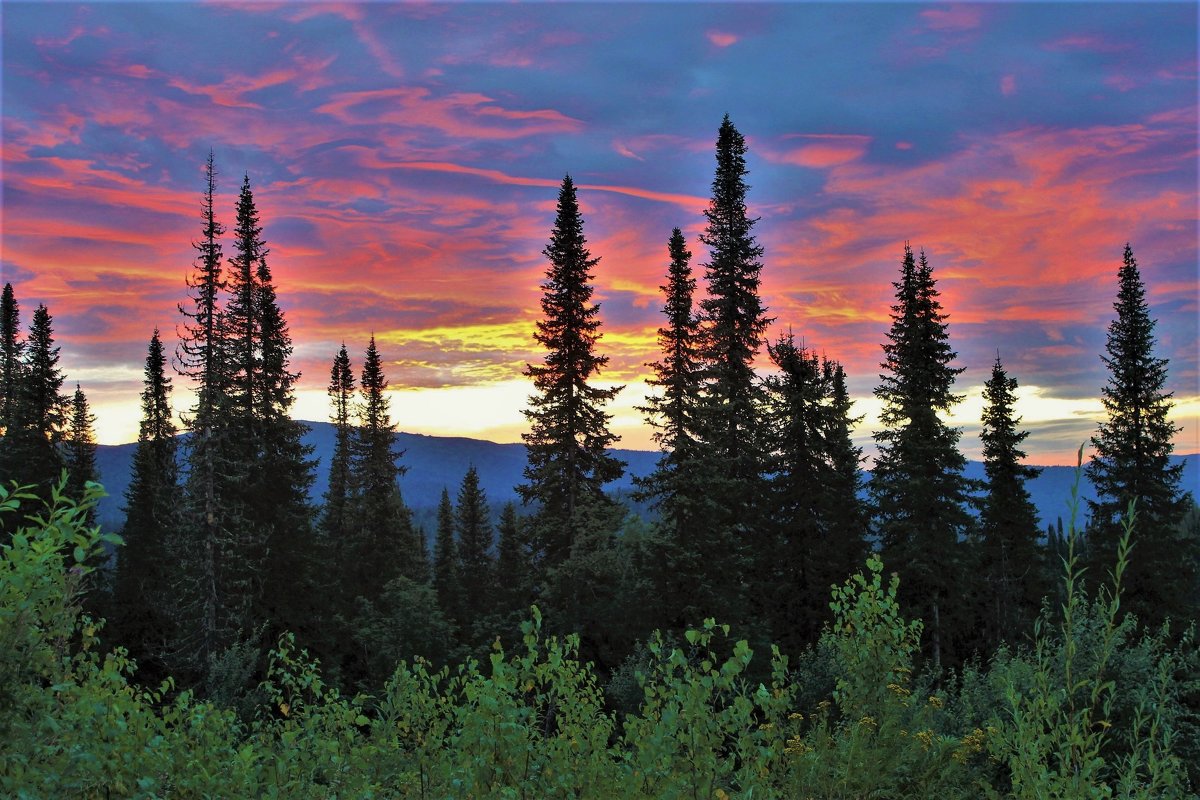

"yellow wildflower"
[927, 695, 944, 709]
[784, 735, 810, 756]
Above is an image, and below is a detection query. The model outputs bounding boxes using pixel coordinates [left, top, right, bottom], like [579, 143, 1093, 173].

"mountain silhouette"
[93, 420, 1196, 536]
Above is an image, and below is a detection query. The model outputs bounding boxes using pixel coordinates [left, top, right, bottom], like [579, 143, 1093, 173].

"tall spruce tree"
[347, 336, 421, 598]
[112, 329, 179, 685]
[639, 228, 704, 489]
[455, 465, 494, 627]
[175, 152, 229, 679]
[692, 114, 771, 629]
[870, 245, 972, 670]
[322, 345, 355, 544]
[977, 354, 1046, 649]
[635, 228, 711, 630]
[242, 176, 316, 641]
[0, 283, 20, 439]
[519, 176, 624, 565]
[63, 384, 98, 524]
[214, 174, 275, 644]
[1086, 244, 1195, 626]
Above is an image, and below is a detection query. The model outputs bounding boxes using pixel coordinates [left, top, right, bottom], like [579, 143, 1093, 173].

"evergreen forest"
[1, 116, 1197, 798]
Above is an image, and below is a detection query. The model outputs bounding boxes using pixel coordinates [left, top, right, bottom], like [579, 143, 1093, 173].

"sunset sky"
[2, 2, 1197, 466]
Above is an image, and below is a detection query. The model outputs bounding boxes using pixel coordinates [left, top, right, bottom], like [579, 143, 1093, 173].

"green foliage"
[986, 467, 1194, 799]
[3, 480, 1194, 798]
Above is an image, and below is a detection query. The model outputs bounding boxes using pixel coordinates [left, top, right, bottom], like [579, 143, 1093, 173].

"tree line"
[0, 115, 1194, 705]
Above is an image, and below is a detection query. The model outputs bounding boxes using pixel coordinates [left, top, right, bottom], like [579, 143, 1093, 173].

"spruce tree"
[347, 336, 420, 598]
[519, 175, 624, 565]
[174, 152, 229, 679]
[253, 185, 317, 642]
[6, 304, 67, 501]
[212, 174, 283, 644]
[63, 384, 99, 524]
[635, 228, 712, 629]
[1087, 244, 1195, 626]
[762, 334, 832, 650]
[692, 114, 771, 629]
[870, 244, 972, 670]
[495, 501, 532, 620]
[978, 354, 1046, 649]
[819, 358, 868, 579]
[432, 487, 460, 625]
[231, 179, 316, 637]
[112, 329, 178, 685]
[639, 228, 704, 486]
[321, 345, 355, 544]
[0, 283, 20, 439]
[455, 465, 494, 626]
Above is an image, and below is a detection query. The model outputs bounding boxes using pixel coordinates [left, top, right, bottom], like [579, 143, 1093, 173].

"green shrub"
[1, 478, 1194, 798]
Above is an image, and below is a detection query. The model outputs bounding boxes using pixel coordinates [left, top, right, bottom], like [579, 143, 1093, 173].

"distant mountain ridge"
[93, 420, 1197, 534]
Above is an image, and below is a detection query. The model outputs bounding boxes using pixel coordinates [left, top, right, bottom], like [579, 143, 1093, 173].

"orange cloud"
[706, 30, 738, 48]
[768, 135, 872, 169]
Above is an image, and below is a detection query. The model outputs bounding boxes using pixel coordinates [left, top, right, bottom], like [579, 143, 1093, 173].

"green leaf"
[685, 629, 699, 645]
[73, 545, 86, 563]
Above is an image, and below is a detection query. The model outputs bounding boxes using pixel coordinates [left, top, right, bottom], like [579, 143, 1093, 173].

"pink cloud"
[367, 158, 707, 211]
[317, 87, 584, 140]
[613, 141, 644, 161]
[766, 134, 872, 169]
[919, 5, 982, 32]
[33, 24, 106, 49]
[167, 58, 335, 109]
[707, 30, 738, 48]
[1000, 75, 1017, 96]
[1104, 73, 1138, 92]
[1042, 33, 1129, 53]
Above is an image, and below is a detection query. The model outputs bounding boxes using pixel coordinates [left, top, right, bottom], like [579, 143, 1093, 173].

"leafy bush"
[2, 481, 1194, 798]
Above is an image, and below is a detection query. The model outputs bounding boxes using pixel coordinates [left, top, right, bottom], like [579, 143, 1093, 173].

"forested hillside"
[90, 425, 1198, 539]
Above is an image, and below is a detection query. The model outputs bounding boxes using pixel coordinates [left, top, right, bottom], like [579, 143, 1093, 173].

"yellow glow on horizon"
[89, 375, 1197, 471]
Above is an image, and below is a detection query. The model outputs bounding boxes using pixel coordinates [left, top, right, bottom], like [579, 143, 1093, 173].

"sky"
[1, 2, 1197, 467]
